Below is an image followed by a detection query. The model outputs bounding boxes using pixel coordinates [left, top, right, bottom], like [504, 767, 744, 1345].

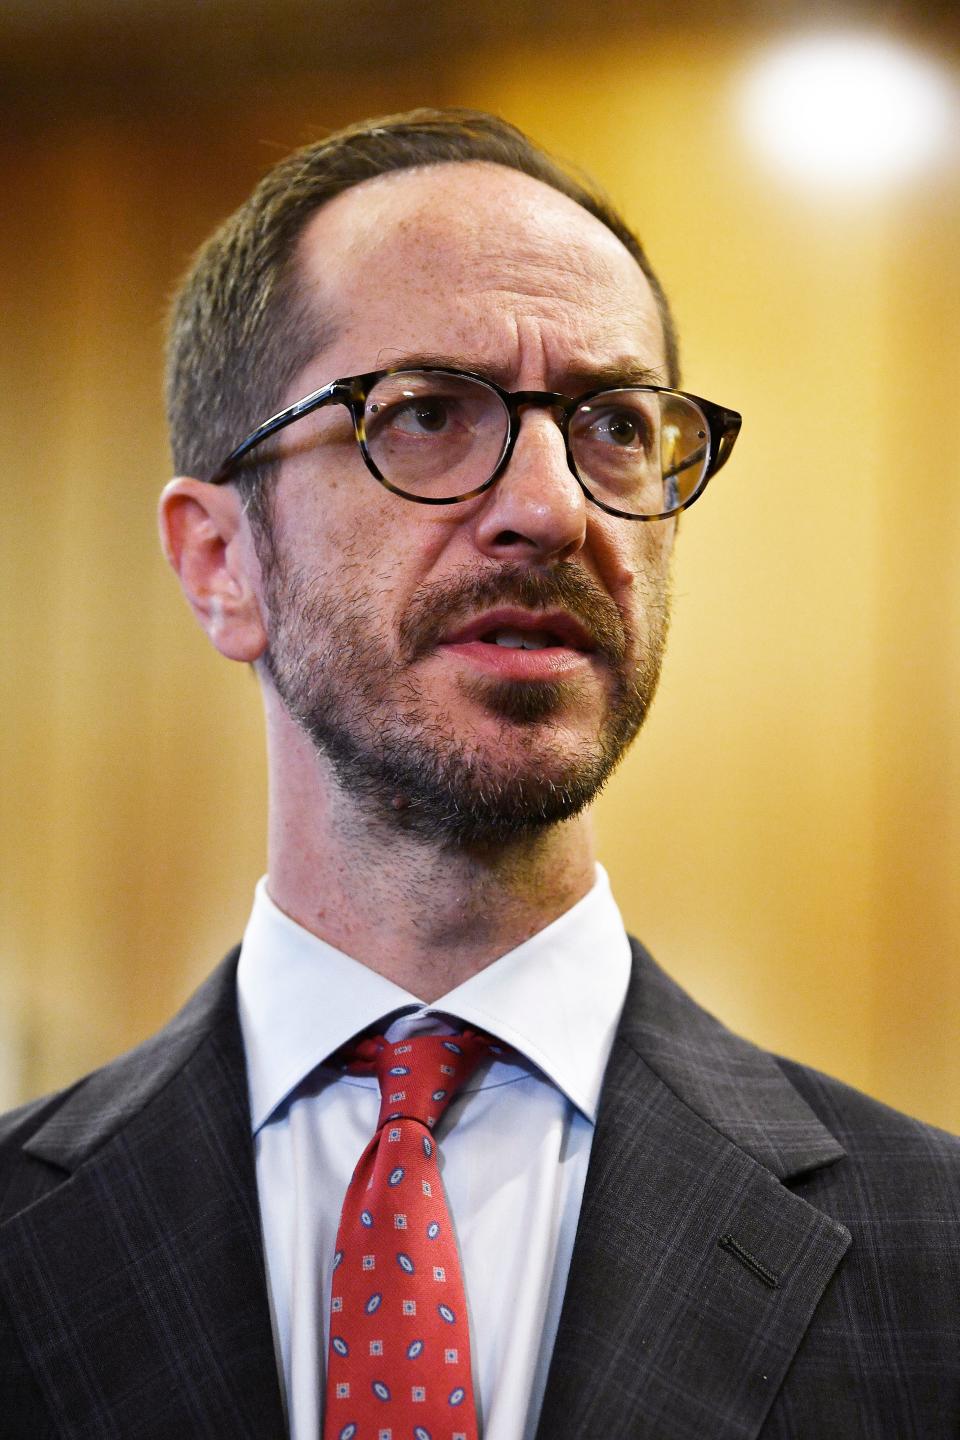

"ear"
[158, 477, 268, 663]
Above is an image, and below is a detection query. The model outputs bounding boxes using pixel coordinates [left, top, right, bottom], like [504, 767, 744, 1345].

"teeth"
[492, 627, 552, 650]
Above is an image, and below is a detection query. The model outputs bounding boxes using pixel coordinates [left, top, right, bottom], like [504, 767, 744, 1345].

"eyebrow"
[371, 349, 668, 392]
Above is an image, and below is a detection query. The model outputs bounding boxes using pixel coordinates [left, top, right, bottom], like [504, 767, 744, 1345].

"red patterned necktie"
[323, 1029, 494, 1440]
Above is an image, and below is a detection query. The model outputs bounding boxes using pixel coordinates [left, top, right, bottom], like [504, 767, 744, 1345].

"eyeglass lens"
[359, 371, 711, 515]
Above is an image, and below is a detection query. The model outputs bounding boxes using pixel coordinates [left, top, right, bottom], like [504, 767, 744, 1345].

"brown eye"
[578, 406, 651, 452]
[605, 414, 640, 447]
[409, 400, 449, 433]
[368, 397, 454, 436]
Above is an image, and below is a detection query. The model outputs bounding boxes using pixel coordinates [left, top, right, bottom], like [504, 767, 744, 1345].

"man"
[0, 109, 957, 1440]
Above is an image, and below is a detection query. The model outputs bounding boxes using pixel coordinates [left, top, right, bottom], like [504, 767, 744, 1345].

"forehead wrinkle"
[449, 289, 662, 385]
[368, 347, 667, 393]
[410, 239, 659, 379]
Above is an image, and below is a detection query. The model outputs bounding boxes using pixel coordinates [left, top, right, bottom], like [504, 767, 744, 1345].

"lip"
[436, 607, 598, 681]
[439, 608, 596, 651]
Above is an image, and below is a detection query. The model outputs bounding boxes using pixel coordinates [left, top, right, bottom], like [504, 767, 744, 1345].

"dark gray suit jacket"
[1, 939, 958, 1438]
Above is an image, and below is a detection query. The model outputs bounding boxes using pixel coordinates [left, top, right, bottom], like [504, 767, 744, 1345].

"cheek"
[631, 518, 676, 583]
[596, 517, 674, 599]
[270, 476, 374, 582]
[606, 523, 675, 647]
[272, 494, 460, 635]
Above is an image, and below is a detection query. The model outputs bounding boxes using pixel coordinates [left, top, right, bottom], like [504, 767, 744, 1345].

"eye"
[577, 403, 654, 453]
[398, 399, 451, 434]
[361, 371, 507, 495]
[597, 411, 642, 447]
[367, 393, 464, 440]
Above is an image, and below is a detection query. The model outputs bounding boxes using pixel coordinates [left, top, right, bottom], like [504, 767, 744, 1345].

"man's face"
[256, 161, 675, 845]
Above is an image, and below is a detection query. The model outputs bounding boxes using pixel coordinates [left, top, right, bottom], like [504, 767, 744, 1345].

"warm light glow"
[739, 32, 958, 192]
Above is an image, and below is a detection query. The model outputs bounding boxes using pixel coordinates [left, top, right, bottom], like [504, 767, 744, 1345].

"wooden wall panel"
[1, 27, 958, 1128]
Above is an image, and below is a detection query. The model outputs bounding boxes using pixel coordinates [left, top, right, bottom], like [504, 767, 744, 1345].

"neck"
[264, 707, 597, 1002]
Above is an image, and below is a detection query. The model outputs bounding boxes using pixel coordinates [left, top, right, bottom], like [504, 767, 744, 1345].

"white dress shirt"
[237, 865, 631, 1440]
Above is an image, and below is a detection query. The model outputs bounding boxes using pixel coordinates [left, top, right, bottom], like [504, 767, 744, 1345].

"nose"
[471, 407, 588, 565]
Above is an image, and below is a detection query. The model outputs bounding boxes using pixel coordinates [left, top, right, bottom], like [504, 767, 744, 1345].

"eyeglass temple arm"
[710, 410, 742, 476]
[661, 411, 741, 485]
[664, 445, 706, 482]
[208, 381, 345, 484]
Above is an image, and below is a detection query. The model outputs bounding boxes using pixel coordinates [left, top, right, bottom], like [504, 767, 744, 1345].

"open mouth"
[478, 626, 569, 651]
[440, 608, 595, 654]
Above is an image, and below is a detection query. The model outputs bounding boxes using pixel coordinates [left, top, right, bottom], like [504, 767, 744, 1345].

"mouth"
[439, 609, 596, 653]
[482, 628, 563, 651]
[434, 608, 598, 682]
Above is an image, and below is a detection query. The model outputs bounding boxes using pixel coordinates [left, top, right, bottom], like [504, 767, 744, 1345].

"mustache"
[398, 563, 628, 665]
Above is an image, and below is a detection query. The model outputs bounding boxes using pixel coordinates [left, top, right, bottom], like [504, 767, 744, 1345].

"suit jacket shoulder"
[536, 937, 960, 1440]
[0, 948, 287, 1439]
[0, 953, 240, 1216]
[772, 1052, 960, 1426]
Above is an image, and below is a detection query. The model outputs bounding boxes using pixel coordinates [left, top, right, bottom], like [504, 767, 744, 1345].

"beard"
[261, 554, 670, 847]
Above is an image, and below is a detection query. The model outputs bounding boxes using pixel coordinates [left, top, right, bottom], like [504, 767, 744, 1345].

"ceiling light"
[738, 32, 958, 193]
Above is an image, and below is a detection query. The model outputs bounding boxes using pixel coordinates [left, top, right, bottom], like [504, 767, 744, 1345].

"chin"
[471, 677, 587, 726]
[359, 715, 632, 849]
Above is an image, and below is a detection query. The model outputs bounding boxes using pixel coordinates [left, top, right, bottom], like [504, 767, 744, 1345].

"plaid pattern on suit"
[1, 940, 957, 1438]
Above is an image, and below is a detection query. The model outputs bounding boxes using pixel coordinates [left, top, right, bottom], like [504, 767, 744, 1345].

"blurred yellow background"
[2, 2, 959, 1130]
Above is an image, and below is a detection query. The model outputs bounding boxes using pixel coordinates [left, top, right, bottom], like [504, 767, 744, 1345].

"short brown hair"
[165, 107, 679, 508]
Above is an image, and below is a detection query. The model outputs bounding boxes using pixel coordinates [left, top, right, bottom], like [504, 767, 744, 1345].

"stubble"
[261, 555, 671, 847]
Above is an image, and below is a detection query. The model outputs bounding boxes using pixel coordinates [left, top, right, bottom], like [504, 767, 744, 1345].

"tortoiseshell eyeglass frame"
[209, 365, 742, 522]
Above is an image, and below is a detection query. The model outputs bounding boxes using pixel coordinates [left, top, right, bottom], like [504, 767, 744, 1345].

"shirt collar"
[237, 866, 631, 1132]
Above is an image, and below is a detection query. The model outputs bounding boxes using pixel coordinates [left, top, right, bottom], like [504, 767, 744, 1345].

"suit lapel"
[536, 942, 851, 1440]
[0, 954, 286, 1439]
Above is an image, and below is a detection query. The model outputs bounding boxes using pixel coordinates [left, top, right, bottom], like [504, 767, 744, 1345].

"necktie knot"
[344, 1030, 495, 1132]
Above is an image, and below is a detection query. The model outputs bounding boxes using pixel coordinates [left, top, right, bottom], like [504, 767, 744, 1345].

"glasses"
[210, 366, 742, 521]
